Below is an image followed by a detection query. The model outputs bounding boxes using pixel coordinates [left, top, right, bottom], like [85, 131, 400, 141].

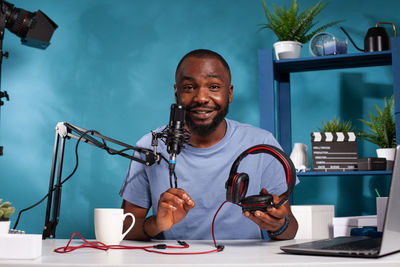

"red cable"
[211, 201, 228, 248]
[54, 202, 228, 255]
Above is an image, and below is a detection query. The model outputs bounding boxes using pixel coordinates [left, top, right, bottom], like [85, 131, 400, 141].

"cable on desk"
[54, 201, 229, 255]
[54, 232, 223, 255]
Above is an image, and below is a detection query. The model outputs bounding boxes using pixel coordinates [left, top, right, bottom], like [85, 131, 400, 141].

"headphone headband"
[226, 144, 296, 209]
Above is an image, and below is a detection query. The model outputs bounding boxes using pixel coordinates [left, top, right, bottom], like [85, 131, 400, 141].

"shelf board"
[274, 51, 392, 73]
[297, 170, 392, 176]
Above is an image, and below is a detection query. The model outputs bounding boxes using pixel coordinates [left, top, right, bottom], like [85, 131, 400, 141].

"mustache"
[186, 104, 221, 111]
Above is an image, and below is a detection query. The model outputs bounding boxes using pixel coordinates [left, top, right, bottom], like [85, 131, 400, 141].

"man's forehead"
[179, 73, 224, 82]
[176, 56, 230, 80]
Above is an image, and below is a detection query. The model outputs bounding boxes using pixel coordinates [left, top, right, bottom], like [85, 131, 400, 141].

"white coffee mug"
[94, 208, 135, 245]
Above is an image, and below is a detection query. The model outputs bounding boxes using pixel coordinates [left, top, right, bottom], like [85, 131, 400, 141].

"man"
[120, 49, 298, 240]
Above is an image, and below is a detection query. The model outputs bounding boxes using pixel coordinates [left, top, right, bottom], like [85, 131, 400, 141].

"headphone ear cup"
[241, 194, 274, 213]
[226, 173, 249, 204]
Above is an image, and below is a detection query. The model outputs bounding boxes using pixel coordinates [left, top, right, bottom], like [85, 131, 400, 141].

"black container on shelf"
[357, 158, 386, 171]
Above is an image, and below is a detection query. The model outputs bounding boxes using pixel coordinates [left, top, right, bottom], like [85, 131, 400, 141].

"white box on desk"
[0, 234, 42, 259]
[333, 215, 377, 237]
[291, 205, 334, 239]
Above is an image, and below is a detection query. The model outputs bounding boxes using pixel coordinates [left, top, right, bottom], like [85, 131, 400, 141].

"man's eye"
[183, 85, 194, 90]
[210, 85, 220, 90]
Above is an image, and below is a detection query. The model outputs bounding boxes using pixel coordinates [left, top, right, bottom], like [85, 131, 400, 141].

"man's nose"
[193, 87, 210, 103]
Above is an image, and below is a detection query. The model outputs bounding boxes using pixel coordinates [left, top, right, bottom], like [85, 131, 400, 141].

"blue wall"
[0, 0, 398, 238]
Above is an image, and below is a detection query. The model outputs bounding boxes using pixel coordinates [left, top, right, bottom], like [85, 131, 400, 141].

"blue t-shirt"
[120, 119, 294, 240]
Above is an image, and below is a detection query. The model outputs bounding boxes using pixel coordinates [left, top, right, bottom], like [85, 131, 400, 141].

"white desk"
[1, 239, 400, 267]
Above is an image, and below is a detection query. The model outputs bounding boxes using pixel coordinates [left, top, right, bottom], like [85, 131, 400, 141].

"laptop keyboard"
[322, 237, 381, 251]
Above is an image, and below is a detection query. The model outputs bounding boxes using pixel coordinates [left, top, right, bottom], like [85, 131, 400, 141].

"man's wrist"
[267, 216, 290, 237]
[142, 216, 160, 239]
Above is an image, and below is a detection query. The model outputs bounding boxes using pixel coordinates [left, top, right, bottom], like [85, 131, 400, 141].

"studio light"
[1, 0, 58, 49]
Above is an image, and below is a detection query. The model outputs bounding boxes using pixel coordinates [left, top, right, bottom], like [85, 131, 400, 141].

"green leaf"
[318, 116, 354, 132]
[358, 95, 396, 148]
[258, 0, 343, 43]
[0, 200, 15, 219]
[2, 207, 15, 219]
[0, 201, 11, 209]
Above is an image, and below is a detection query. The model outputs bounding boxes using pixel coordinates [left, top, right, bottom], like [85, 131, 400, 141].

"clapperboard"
[311, 132, 358, 172]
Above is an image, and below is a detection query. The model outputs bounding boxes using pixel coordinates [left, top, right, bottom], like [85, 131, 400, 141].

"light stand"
[42, 122, 163, 239]
[0, 0, 57, 155]
[0, 5, 9, 155]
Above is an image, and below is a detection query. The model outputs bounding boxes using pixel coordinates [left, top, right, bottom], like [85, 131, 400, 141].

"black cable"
[12, 129, 90, 229]
[158, 126, 187, 189]
[173, 171, 178, 188]
[169, 170, 173, 188]
[13, 128, 170, 230]
[88, 130, 159, 161]
[12, 192, 49, 229]
[169, 169, 178, 188]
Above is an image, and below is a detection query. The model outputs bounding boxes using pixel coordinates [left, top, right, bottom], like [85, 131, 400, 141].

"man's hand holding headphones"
[243, 188, 298, 240]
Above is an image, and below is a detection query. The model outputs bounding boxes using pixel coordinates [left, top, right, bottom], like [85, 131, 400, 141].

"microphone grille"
[170, 104, 186, 124]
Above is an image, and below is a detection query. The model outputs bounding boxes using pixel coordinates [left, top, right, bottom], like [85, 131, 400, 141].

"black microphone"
[165, 104, 190, 187]
[166, 104, 186, 164]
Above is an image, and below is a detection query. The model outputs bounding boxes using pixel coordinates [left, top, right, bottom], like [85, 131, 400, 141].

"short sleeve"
[119, 150, 151, 209]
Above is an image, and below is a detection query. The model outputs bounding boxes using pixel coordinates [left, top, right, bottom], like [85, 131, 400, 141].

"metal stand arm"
[42, 122, 162, 239]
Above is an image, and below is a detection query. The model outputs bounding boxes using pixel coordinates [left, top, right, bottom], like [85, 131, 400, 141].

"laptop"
[280, 145, 400, 258]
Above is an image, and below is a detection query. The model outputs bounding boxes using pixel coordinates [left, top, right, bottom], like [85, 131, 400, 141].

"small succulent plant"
[0, 199, 15, 221]
[318, 116, 355, 133]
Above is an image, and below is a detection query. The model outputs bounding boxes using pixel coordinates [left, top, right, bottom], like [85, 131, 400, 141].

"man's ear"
[228, 85, 233, 103]
[174, 84, 179, 103]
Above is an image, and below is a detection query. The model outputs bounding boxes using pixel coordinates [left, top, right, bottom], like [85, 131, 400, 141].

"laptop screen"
[379, 145, 400, 255]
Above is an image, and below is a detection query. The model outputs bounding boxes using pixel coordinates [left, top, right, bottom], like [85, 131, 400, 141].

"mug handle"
[121, 212, 135, 240]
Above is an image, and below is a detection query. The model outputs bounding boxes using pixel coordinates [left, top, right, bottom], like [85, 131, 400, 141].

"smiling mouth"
[192, 109, 214, 114]
[189, 109, 216, 120]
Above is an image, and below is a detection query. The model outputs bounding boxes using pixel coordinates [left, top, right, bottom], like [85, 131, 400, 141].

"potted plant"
[311, 116, 358, 172]
[259, 0, 342, 60]
[358, 95, 396, 168]
[0, 199, 15, 235]
[319, 116, 354, 133]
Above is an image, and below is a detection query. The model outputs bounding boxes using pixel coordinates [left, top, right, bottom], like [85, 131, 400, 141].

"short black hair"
[175, 49, 231, 80]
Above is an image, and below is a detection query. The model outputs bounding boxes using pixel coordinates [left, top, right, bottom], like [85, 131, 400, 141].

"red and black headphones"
[225, 144, 296, 212]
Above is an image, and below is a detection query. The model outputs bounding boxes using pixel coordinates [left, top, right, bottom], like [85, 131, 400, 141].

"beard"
[185, 101, 229, 137]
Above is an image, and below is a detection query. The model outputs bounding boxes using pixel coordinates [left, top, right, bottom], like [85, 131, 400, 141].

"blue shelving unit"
[258, 37, 400, 176]
[258, 38, 400, 157]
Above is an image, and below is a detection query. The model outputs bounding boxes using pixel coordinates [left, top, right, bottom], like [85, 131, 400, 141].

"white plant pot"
[273, 41, 303, 60]
[0, 220, 10, 235]
[376, 148, 396, 161]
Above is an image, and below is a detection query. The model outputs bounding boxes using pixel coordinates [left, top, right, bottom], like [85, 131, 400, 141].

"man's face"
[174, 56, 233, 136]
